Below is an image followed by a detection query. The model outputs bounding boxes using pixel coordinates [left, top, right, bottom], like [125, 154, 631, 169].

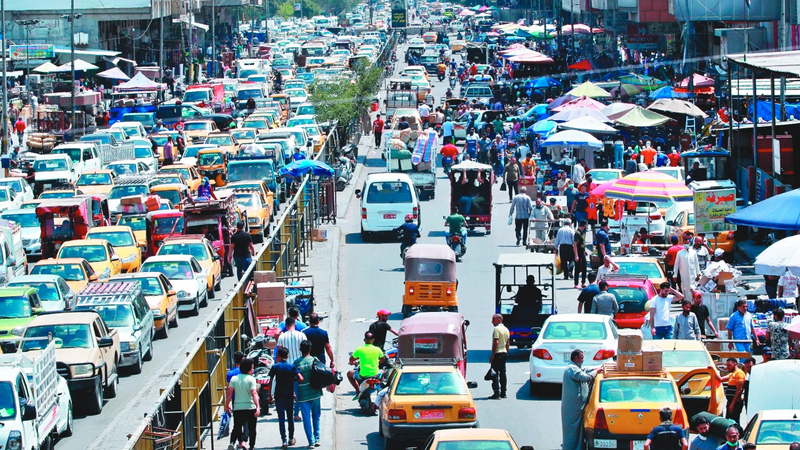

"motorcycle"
[243, 335, 275, 414]
[441, 155, 455, 174]
[356, 375, 383, 415]
[335, 155, 355, 191]
[391, 51, 397, 62]
[433, 122, 443, 138]
[449, 75, 457, 88]
[443, 216, 467, 261]
[438, 71, 446, 82]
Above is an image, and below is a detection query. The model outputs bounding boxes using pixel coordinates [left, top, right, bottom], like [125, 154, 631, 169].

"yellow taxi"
[742, 409, 800, 450]
[379, 364, 477, 446]
[156, 236, 221, 298]
[668, 208, 735, 254]
[117, 213, 147, 244]
[241, 117, 274, 135]
[450, 40, 466, 52]
[20, 199, 43, 210]
[183, 119, 219, 144]
[228, 180, 273, 209]
[204, 133, 240, 154]
[613, 257, 668, 286]
[251, 110, 281, 128]
[583, 365, 719, 450]
[159, 164, 202, 193]
[232, 189, 272, 243]
[109, 272, 179, 338]
[86, 226, 143, 273]
[151, 184, 191, 209]
[76, 169, 118, 195]
[422, 429, 532, 450]
[154, 172, 190, 188]
[56, 239, 122, 280]
[29, 258, 97, 293]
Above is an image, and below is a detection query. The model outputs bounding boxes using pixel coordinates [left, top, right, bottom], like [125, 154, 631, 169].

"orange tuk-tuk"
[397, 312, 470, 378]
[401, 244, 458, 318]
[146, 210, 185, 257]
[36, 197, 93, 259]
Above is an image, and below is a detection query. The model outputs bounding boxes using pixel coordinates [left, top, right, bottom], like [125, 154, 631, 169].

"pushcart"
[318, 178, 337, 224]
[525, 219, 558, 253]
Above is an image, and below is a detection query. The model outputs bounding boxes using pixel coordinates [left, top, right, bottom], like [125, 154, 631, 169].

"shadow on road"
[427, 230, 446, 238]
[364, 156, 385, 168]
[519, 380, 563, 401]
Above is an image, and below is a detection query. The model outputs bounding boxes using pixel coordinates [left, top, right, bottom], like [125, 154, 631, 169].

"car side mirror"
[463, 319, 470, 327]
[167, 290, 176, 296]
[98, 337, 114, 348]
[354, 189, 362, 198]
[466, 381, 478, 389]
[306, 141, 312, 147]
[520, 446, 535, 450]
[214, 254, 221, 261]
[111, 254, 121, 262]
[665, 220, 674, 226]
[32, 307, 44, 315]
[138, 239, 146, 248]
[680, 385, 691, 395]
[21, 398, 36, 421]
[89, 274, 99, 281]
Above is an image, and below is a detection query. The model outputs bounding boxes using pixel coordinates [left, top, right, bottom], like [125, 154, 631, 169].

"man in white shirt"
[596, 255, 619, 281]
[572, 158, 586, 185]
[649, 282, 685, 339]
[674, 241, 700, 302]
[778, 270, 799, 298]
[277, 316, 306, 362]
[418, 102, 431, 126]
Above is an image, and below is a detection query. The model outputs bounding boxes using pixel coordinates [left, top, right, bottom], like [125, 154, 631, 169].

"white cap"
[714, 248, 724, 257]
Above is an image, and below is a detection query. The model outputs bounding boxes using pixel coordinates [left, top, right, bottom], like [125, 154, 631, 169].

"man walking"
[372, 114, 384, 148]
[231, 222, 255, 280]
[577, 273, 599, 313]
[590, 281, 619, 317]
[441, 115, 454, 144]
[691, 291, 719, 338]
[503, 157, 520, 202]
[14, 117, 25, 148]
[488, 314, 509, 399]
[295, 341, 323, 448]
[368, 309, 398, 351]
[674, 240, 700, 302]
[554, 219, 575, 280]
[302, 314, 334, 368]
[727, 299, 760, 357]
[225, 358, 260, 450]
[649, 282, 684, 339]
[712, 359, 746, 424]
[573, 220, 589, 289]
[509, 186, 533, 246]
[643, 407, 687, 450]
[688, 416, 724, 450]
[562, 349, 600, 450]
[268, 348, 303, 449]
[674, 300, 702, 340]
[531, 197, 554, 242]
[163, 136, 175, 166]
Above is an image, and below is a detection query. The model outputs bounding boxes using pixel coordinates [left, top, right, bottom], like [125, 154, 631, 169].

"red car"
[603, 275, 658, 329]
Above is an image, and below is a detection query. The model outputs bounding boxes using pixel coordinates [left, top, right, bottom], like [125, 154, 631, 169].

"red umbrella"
[679, 73, 715, 88]
[568, 59, 592, 71]
[591, 180, 617, 198]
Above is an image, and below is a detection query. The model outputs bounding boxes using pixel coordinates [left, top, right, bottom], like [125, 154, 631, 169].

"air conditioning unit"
[73, 32, 88, 47]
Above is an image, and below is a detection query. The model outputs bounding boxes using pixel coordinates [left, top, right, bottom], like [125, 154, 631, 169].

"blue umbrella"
[726, 189, 800, 231]
[532, 103, 549, 119]
[529, 119, 556, 135]
[278, 159, 335, 178]
[532, 77, 561, 89]
[649, 86, 689, 100]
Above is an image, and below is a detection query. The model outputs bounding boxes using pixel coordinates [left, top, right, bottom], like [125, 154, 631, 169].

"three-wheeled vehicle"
[397, 312, 470, 378]
[150, 184, 191, 210]
[36, 197, 93, 259]
[197, 148, 228, 186]
[146, 209, 186, 258]
[183, 192, 237, 277]
[77, 194, 110, 227]
[402, 244, 458, 318]
[494, 253, 556, 349]
[449, 161, 493, 234]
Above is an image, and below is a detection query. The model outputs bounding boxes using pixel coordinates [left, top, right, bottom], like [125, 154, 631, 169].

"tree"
[277, 1, 295, 18]
[308, 64, 383, 126]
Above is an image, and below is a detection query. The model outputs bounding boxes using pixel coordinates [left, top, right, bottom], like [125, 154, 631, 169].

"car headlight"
[72, 363, 94, 376]
[6, 430, 21, 450]
[11, 326, 25, 336]
[121, 254, 137, 263]
[99, 267, 111, 280]
[248, 217, 260, 224]
[178, 290, 188, 299]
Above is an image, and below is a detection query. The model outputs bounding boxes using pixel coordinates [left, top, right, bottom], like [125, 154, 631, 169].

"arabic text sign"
[10, 44, 54, 60]
[694, 188, 737, 233]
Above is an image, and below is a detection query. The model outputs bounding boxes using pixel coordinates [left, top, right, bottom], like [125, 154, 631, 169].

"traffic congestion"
[0, 0, 799, 449]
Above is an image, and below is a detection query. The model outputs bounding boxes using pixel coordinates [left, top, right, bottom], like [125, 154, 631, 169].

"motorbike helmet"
[405, 214, 414, 222]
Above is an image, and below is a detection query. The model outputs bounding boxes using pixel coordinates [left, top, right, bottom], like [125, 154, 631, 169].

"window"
[435, 442, 513, 450]
[0, 190, 11, 202]
[616, 262, 663, 280]
[153, 217, 184, 235]
[160, 243, 209, 261]
[87, 231, 134, 247]
[134, 147, 153, 158]
[31, 264, 85, 281]
[0, 295, 31, 318]
[543, 321, 608, 340]
[118, 215, 146, 231]
[660, 350, 711, 367]
[155, 190, 182, 206]
[109, 185, 149, 199]
[394, 371, 467, 395]
[205, 136, 233, 146]
[77, 173, 112, 186]
[140, 261, 193, 280]
[79, 304, 134, 327]
[599, 379, 677, 403]
[60, 245, 107, 262]
[607, 287, 649, 313]
[34, 159, 68, 172]
[0, 382, 16, 419]
[365, 182, 413, 204]
[23, 324, 93, 349]
[417, 262, 442, 276]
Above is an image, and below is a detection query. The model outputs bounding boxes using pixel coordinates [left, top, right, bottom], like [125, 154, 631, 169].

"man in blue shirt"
[727, 299, 760, 360]
[644, 407, 687, 450]
[226, 351, 244, 382]
[595, 221, 611, 259]
[268, 347, 304, 448]
[441, 116, 454, 144]
[292, 147, 306, 161]
[394, 214, 420, 258]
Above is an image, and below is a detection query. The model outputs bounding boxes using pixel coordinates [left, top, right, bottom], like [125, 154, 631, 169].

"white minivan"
[356, 173, 419, 241]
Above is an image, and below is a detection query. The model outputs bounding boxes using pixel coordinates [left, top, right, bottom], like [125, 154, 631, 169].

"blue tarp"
[726, 188, 800, 230]
[748, 100, 800, 122]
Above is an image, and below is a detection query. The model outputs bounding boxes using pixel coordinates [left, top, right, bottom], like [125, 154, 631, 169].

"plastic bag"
[507, 216, 513, 226]
[217, 412, 230, 439]
[555, 254, 562, 275]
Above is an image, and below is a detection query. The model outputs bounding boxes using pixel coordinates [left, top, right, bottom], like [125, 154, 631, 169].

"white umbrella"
[648, 98, 708, 118]
[540, 130, 603, 148]
[601, 102, 636, 121]
[559, 116, 617, 134]
[52, 59, 99, 72]
[32, 62, 58, 73]
[754, 235, 800, 276]
[97, 67, 130, 80]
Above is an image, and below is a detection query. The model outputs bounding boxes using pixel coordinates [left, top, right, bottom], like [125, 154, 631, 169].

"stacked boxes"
[312, 229, 327, 242]
[641, 345, 663, 372]
[617, 329, 644, 372]
[254, 271, 277, 283]
[256, 282, 286, 318]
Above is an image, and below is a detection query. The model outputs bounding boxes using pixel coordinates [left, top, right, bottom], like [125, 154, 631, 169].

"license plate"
[384, 214, 396, 219]
[418, 410, 444, 420]
[44, 184, 52, 189]
[631, 441, 645, 450]
[563, 353, 572, 362]
[594, 440, 616, 449]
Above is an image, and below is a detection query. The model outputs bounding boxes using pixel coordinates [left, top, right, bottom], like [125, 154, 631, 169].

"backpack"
[309, 357, 342, 390]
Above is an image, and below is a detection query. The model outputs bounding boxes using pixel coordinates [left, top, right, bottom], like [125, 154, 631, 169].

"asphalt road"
[333, 44, 584, 450]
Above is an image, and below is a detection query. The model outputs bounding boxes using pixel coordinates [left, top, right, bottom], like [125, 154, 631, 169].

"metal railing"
[122, 123, 345, 450]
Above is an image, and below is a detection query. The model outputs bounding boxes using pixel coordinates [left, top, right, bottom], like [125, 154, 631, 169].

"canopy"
[278, 159, 334, 178]
[507, 50, 553, 64]
[679, 73, 715, 88]
[541, 130, 603, 148]
[451, 160, 493, 171]
[459, 9, 475, 16]
[648, 98, 708, 118]
[649, 86, 689, 100]
[568, 59, 592, 71]
[551, 95, 606, 112]
[590, 179, 617, 198]
[547, 94, 576, 110]
[32, 62, 58, 74]
[605, 171, 694, 203]
[754, 234, 800, 276]
[116, 71, 166, 92]
[726, 188, 800, 231]
[610, 83, 644, 99]
[601, 102, 637, 121]
[614, 106, 670, 127]
[525, 77, 561, 89]
[52, 59, 98, 72]
[567, 81, 612, 99]
[529, 119, 556, 135]
[549, 107, 612, 123]
[559, 116, 617, 134]
[97, 67, 130, 81]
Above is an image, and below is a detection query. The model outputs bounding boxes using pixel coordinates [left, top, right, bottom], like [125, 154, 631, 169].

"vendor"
[520, 153, 536, 177]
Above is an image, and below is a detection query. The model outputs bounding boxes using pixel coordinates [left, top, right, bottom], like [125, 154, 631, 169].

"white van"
[356, 173, 419, 241]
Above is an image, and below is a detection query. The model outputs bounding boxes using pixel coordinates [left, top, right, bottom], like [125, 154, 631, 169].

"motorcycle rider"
[437, 61, 447, 81]
[445, 208, 468, 250]
[347, 331, 386, 395]
[440, 142, 459, 173]
[394, 214, 420, 258]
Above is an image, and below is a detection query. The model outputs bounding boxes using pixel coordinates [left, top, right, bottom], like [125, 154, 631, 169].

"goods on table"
[26, 132, 57, 151]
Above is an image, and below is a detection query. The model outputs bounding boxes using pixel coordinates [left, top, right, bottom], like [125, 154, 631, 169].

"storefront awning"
[172, 17, 209, 31]
[728, 50, 800, 78]
[53, 46, 121, 57]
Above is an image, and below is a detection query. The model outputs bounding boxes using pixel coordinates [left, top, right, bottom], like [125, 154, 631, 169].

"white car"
[0, 177, 33, 203]
[284, 88, 308, 111]
[106, 160, 155, 177]
[139, 255, 208, 316]
[0, 186, 22, 212]
[132, 145, 159, 173]
[1, 209, 41, 258]
[529, 314, 618, 394]
[111, 121, 147, 139]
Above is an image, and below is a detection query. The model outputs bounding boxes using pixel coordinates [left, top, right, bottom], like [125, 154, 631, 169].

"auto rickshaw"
[183, 192, 237, 277]
[150, 184, 191, 210]
[494, 253, 557, 349]
[397, 311, 470, 378]
[77, 194, 110, 227]
[449, 161, 493, 234]
[196, 148, 227, 186]
[401, 244, 458, 318]
[146, 210, 186, 258]
[36, 197, 93, 259]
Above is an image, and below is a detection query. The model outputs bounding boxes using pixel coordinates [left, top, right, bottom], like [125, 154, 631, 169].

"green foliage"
[308, 65, 383, 125]
[277, 1, 295, 18]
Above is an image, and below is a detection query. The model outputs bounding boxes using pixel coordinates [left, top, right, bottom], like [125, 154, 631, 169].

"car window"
[160, 243, 209, 261]
[31, 263, 85, 281]
[87, 231, 135, 247]
[615, 261, 663, 280]
[394, 371, 467, 396]
[599, 379, 677, 403]
[543, 321, 608, 340]
[687, 213, 695, 226]
[365, 182, 412, 204]
[59, 245, 107, 262]
[22, 324, 93, 350]
[77, 173, 113, 185]
[660, 349, 710, 367]
[140, 261, 193, 280]
[0, 295, 31, 318]
[77, 304, 134, 327]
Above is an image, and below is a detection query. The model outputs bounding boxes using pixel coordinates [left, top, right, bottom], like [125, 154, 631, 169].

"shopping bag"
[555, 254, 562, 275]
[507, 216, 513, 226]
[484, 368, 496, 381]
[217, 412, 230, 439]
[500, 182, 507, 191]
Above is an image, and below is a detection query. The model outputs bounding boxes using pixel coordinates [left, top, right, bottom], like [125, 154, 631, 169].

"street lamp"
[15, 19, 39, 107]
[60, 8, 82, 136]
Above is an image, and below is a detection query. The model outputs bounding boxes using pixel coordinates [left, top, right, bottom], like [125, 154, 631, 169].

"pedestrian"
[278, 316, 306, 366]
[595, 221, 611, 259]
[766, 307, 790, 360]
[674, 240, 700, 302]
[577, 273, 599, 313]
[503, 157, 520, 202]
[225, 358, 260, 450]
[530, 197, 554, 242]
[302, 313, 334, 367]
[571, 158, 586, 184]
[163, 136, 175, 166]
[649, 282, 684, 339]
[267, 347, 302, 449]
[643, 407, 687, 450]
[509, 186, 533, 246]
[488, 314, 509, 399]
[372, 114, 384, 148]
[573, 220, 588, 289]
[368, 309, 398, 351]
[688, 416, 724, 450]
[693, 236, 711, 270]
[294, 341, 323, 449]
[441, 115, 454, 144]
[14, 117, 25, 148]
[561, 349, 600, 450]
[726, 299, 760, 358]
[570, 184, 590, 228]
[691, 291, 719, 338]
[777, 269, 799, 299]
[554, 219, 575, 279]
[231, 222, 255, 280]
[664, 236, 682, 281]
[590, 281, 619, 317]
[279, 307, 307, 332]
[596, 255, 619, 281]
[227, 351, 245, 382]
[713, 358, 746, 424]
[674, 300, 702, 340]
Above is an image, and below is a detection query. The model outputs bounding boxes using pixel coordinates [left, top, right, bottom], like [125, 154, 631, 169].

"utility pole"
[15, 20, 38, 107]
[159, 0, 164, 101]
[2, 0, 8, 155]
[70, 0, 76, 135]
[211, 0, 215, 78]
[263, 0, 268, 44]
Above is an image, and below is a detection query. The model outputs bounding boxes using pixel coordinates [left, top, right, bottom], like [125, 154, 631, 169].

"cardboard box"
[618, 353, 643, 372]
[254, 271, 277, 284]
[312, 229, 327, 242]
[121, 195, 144, 206]
[617, 329, 644, 354]
[257, 298, 286, 317]
[717, 271, 733, 290]
[257, 282, 285, 302]
[641, 346, 663, 371]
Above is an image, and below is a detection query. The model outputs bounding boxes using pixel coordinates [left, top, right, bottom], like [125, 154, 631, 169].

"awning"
[104, 56, 137, 66]
[172, 17, 209, 31]
[727, 50, 800, 78]
[53, 46, 120, 57]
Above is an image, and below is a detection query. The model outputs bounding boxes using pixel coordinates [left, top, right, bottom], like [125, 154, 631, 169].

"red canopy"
[679, 73, 715, 88]
[568, 59, 592, 71]
[508, 50, 554, 64]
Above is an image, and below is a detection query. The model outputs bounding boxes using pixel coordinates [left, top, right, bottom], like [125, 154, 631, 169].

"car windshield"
[236, 194, 257, 207]
[140, 261, 193, 280]
[109, 185, 148, 199]
[31, 264, 85, 281]
[543, 321, 608, 340]
[77, 173, 112, 186]
[0, 179, 22, 192]
[366, 182, 412, 204]
[77, 304, 134, 327]
[435, 442, 513, 450]
[243, 120, 268, 129]
[228, 162, 274, 183]
[159, 243, 209, 261]
[22, 324, 93, 350]
[7, 282, 59, 303]
[150, 135, 170, 146]
[0, 295, 31, 318]
[238, 89, 262, 99]
[154, 176, 183, 186]
[109, 163, 138, 175]
[184, 122, 211, 131]
[154, 189, 182, 206]
[153, 217, 184, 235]
[660, 349, 711, 367]
[82, 134, 112, 145]
[616, 261, 663, 279]
[755, 421, 800, 444]
[607, 287, 649, 313]
[161, 168, 191, 180]
[182, 90, 210, 102]
[87, 231, 134, 247]
[590, 171, 621, 182]
[38, 191, 74, 199]
[198, 153, 223, 165]
[231, 130, 256, 140]
[599, 379, 677, 403]
[205, 136, 233, 146]
[53, 147, 82, 163]
[287, 118, 314, 127]
[134, 147, 153, 158]
[60, 245, 107, 262]
[34, 159, 68, 172]
[118, 215, 146, 231]
[114, 277, 164, 296]
[0, 382, 16, 419]
[394, 371, 467, 395]
[1, 212, 38, 228]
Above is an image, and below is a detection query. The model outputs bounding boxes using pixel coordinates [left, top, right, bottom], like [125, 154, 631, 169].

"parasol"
[601, 102, 637, 121]
[648, 98, 708, 118]
[726, 188, 800, 231]
[97, 67, 130, 81]
[549, 107, 612, 123]
[679, 73, 715, 88]
[551, 95, 606, 112]
[559, 116, 617, 134]
[610, 83, 644, 99]
[614, 106, 670, 128]
[754, 234, 800, 276]
[590, 179, 617, 198]
[604, 171, 694, 203]
[547, 94, 576, 110]
[52, 59, 99, 72]
[567, 81, 612, 99]
[540, 130, 603, 148]
[649, 86, 689, 100]
[529, 119, 556, 135]
[526, 77, 561, 89]
[278, 159, 335, 178]
[32, 62, 58, 73]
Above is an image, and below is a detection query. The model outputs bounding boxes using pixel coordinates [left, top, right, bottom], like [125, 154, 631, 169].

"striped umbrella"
[604, 171, 693, 203]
